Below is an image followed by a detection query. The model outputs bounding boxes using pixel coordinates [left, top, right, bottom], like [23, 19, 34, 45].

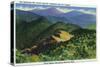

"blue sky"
[16, 3, 96, 10]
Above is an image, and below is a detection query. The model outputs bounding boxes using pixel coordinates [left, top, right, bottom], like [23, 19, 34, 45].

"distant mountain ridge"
[16, 9, 42, 22]
[30, 8, 96, 27]
[30, 8, 63, 16]
[16, 7, 96, 28]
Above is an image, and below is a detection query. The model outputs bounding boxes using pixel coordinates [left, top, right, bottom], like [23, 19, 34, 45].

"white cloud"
[56, 8, 73, 13]
[78, 9, 96, 15]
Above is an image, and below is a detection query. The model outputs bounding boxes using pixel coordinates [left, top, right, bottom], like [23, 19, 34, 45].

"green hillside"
[16, 28, 96, 63]
[86, 24, 96, 30]
[36, 22, 81, 42]
[16, 17, 52, 49]
[39, 29, 96, 61]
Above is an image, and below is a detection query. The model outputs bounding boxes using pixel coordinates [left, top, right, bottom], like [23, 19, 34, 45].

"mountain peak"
[46, 8, 61, 12]
[31, 7, 63, 16]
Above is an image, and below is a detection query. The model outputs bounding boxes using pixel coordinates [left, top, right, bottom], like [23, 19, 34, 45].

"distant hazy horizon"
[16, 3, 96, 12]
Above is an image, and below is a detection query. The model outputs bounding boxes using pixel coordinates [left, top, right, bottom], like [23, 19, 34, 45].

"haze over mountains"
[30, 8, 63, 16]
[16, 7, 96, 28]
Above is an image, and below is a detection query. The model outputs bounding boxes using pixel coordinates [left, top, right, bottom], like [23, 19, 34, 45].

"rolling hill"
[16, 17, 52, 50]
[35, 21, 81, 42]
[85, 23, 96, 30]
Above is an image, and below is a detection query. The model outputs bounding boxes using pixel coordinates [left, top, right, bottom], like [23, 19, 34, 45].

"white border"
[15, 59, 97, 66]
[15, 1, 96, 8]
[13, 1, 97, 66]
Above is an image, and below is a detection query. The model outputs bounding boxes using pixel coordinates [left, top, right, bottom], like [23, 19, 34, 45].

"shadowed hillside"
[16, 17, 52, 49]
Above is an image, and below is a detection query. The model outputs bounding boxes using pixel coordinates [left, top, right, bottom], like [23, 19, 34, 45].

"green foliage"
[16, 28, 96, 63]
[16, 17, 52, 50]
[16, 49, 30, 63]
[16, 49, 41, 63]
[37, 29, 96, 61]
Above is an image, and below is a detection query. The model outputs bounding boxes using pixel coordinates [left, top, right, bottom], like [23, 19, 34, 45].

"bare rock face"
[52, 30, 74, 43]
[22, 30, 74, 55]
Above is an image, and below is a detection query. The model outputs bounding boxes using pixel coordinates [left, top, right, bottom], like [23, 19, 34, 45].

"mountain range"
[16, 7, 96, 28]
